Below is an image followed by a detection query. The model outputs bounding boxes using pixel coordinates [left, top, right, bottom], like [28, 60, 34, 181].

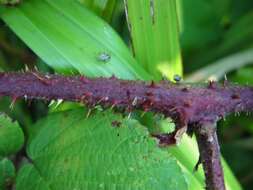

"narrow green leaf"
[0, 158, 15, 190]
[187, 48, 253, 82]
[213, 11, 253, 60]
[125, 0, 182, 80]
[79, 0, 117, 22]
[169, 135, 242, 190]
[0, 113, 24, 157]
[222, 158, 242, 190]
[175, 0, 184, 34]
[0, 0, 150, 80]
[16, 109, 187, 190]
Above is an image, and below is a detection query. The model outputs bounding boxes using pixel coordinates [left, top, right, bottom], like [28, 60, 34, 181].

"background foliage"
[0, 0, 252, 189]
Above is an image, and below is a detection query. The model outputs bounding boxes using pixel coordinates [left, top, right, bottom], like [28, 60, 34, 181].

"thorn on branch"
[194, 155, 202, 172]
[0, 71, 252, 190]
[208, 80, 216, 89]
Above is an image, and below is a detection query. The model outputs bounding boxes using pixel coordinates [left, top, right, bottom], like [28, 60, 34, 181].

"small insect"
[173, 74, 182, 82]
[97, 52, 111, 62]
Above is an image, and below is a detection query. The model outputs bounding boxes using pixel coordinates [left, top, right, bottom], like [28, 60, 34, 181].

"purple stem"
[0, 72, 252, 125]
[194, 122, 225, 190]
[0, 71, 253, 189]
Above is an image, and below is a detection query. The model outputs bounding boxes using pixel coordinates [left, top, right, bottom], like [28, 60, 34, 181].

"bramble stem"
[1, 72, 252, 126]
[0, 71, 252, 189]
[194, 122, 225, 190]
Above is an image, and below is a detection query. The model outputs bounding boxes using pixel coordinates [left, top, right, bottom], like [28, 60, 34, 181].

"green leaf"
[79, 0, 117, 22]
[0, 0, 150, 80]
[216, 11, 253, 57]
[16, 109, 187, 190]
[180, 0, 223, 51]
[187, 48, 253, 82]
[0, 0, 20, 5]
[125, 0, 182, 80]
[232, 67, 253, 85]
[168, 135, 242, 190]
[0, 158, 15, 190]
[16, 164, 50, 190]
[0, 113, 24, 157]
[175, 0, 183, 34]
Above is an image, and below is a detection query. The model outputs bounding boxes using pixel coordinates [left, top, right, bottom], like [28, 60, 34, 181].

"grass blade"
[125, 0, 182, 80]
[187, 48, 253, 82]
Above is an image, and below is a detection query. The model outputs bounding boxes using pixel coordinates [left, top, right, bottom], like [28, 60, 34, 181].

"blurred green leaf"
[0, 113, 24, 157]
[0, 0, 20, 5]
[222, 137, 253, 189]
[0, 158, 15, 190]
[16, 109, 187, 190]
[187, 48, 253, 82]
[232, 67, 253, 85]
[180, 0, 224, 51]
[0, 0, 150, 80]
[175, 0, 183, 34]
[182, 3, 253, 72]
[125, 0, 182, 80]
[217, 11, 253, 56]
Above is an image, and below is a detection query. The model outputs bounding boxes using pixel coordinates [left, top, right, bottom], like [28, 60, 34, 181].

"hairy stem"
[0, 71, 253, 189]
[194, 122, 225, 190]
[0, 72, 252, 125]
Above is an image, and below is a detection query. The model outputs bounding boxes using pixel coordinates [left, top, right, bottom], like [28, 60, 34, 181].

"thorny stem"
[194, 122, 225, 190]
[0, 71, 253, 189]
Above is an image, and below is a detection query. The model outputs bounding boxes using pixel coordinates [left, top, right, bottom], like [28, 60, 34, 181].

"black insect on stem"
[173, 74, 182, 82]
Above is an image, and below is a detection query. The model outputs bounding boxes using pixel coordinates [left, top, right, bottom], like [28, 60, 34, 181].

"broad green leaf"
[0, 158, 15, 190]
[79, 0, 117, 22]
[0, 0, 150, 80]
[0, 113, 24, 157]
[16, 164, 50, 190]
[187, 48, 253, 82]
[125, 0, 182, 80]
[16, 109, 187, 190]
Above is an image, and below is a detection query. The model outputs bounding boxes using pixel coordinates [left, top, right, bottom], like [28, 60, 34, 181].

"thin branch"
[194, 122, 225, 190]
